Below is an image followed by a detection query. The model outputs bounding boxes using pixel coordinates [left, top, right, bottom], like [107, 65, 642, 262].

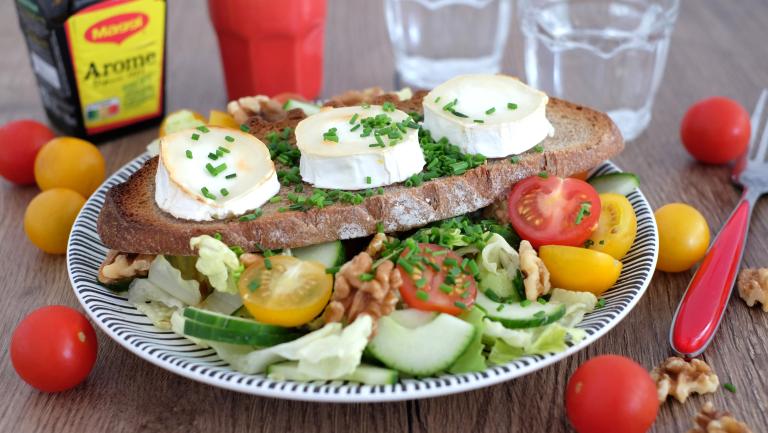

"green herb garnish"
[507, 103, 518, 110]
[416, 290, 429, 301]
[186, 150, 193, 159]
[486, 107, 496, 115]
[575, 201, 592, 224]
[201, 187, 216, 200]
[224, 135, 234, 143]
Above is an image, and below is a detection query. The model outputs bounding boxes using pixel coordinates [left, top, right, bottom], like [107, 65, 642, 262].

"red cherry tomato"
[397, 243, 477, 315]
[681, 97, 750, 164]
[0, 119, 55, 185]
[10, 306, 98, 392]
[566, 355, 659, 433]
[507, 175, 601, 249]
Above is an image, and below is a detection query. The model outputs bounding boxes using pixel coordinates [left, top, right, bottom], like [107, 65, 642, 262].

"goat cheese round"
[296, 105, 426, 190]
[422, 74, 554, 158]
[155, 126, 279, 221]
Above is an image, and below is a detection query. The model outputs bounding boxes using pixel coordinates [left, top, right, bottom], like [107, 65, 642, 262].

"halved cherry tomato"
[238, 255, 332, 327]
[11, 305, 98, 392]
[397, 243, 477, 315]
[208, 110, 239, 129]
[539, 245, 622, 295]
[507, 176, 601, 248]
[587, 193, 637, 260]
[566, 355, 658, 433]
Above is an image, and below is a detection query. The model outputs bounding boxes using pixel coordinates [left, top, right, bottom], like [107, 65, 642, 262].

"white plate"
[67, 155, 658, 402]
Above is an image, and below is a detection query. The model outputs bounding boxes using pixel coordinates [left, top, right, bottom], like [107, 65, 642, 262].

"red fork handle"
[670, 195, 753, 357]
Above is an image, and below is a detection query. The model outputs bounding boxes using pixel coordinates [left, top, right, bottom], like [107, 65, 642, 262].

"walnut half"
[98, 250, 155, 285]
[737, 268, 768, 312]
[322, 251, 401, 335]
[518, 240, 551, 301]
[651, 357, 719, 403]
[688, 402, 753, 433]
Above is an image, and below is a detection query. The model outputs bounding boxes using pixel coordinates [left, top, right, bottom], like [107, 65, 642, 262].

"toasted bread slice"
[98, 93, 622, 255]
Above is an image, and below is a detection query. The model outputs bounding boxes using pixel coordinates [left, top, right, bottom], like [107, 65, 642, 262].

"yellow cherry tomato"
[587, 193, 638, 260]
[654, 203, 710, 272]
[539, 245, 623, 295]
[34, 137, 105, 197]
[238, 255, 333, 327]
[24, 188, 85, 254]
[208, 110, 240, 129]
[159, 109, 206, 137]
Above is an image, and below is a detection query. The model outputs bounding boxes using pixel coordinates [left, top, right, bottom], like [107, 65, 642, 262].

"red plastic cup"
[208, 0, 326, 100]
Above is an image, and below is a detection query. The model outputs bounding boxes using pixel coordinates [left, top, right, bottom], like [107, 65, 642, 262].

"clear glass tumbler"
[519, 0, 680, 141]
[385, 0, 512, 90]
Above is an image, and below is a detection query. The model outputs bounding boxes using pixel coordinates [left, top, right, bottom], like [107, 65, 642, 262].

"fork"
[670, 89, 768, 357]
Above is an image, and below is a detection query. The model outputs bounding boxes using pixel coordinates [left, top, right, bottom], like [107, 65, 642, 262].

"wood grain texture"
[0, 1, 766, 432]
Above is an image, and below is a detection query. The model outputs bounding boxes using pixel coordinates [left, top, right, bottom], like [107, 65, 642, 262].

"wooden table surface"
[1, 1, 767, 432]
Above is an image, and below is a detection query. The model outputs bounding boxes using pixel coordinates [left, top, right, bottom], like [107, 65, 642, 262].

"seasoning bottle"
[15, 0, 167, 141]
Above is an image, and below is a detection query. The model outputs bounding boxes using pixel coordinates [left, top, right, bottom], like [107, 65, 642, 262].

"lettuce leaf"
[189, 235, 241, 293]
[550, 288, 598, 328]
[128, 278, 186, 329]
[147, 255, 202, 305]
[448, 307, 487, 373]
[486, 323, 570, 364]
[477, 233, 522, 301]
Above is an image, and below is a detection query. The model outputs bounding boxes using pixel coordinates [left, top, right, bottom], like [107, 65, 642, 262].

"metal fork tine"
[750, 88, 768, 161]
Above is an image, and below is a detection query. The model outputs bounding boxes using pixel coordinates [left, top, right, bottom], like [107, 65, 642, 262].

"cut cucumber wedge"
[367, 313, 476, 376]
[182, 307, 297, 336]
[182, 319, 302, 347]
[588, 172, 640, 195]
[267, 361, 398, 385]
[475, 292, 566, 329]
[283, 99, 321, 116]
[292, 240, 345, 269]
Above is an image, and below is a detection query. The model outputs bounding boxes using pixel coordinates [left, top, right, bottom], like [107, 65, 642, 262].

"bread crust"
[97, 97, 623, 255]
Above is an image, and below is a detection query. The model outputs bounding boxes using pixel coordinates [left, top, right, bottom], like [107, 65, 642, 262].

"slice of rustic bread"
[98, 95, 622, 255]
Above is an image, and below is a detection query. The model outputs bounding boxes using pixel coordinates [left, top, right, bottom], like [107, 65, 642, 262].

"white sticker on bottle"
[30, 52, 61, 90]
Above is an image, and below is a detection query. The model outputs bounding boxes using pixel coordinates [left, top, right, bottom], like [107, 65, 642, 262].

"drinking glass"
[519, 0, 680, 141]
[385, 0, 512, 89]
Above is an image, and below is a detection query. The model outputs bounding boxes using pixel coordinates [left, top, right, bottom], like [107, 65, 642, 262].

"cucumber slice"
[283, 99, 321, 116]
[182, 307, 296, 336]
[588, 172, 640, 195]
[182, 319, 302, 346]
[267, 361, 398, 385]
[387, 309, 438, 328]
[367, 313, 476, 376]
[475, 292, 566, 329]
[292, 240, 345, 269]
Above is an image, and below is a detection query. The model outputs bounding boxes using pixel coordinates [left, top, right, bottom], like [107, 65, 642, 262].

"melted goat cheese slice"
[155, 126, 279, 221]
[422, 74, 554, 158]
[296, 105, 426, 190]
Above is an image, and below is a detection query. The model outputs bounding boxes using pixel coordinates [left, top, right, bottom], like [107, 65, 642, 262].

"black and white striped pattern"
[67, 156, 659, 402]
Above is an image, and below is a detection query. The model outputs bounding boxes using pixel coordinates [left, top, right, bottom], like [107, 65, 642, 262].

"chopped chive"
[537, 297, 547, 304]
[473, 119, 485, 124]
[264, 257, 272, 270]
[213, 232, 222, 241]
[365, 176, 372, 185]
[216, 148, 224, 158]
[239, 124, 249, 132]
[520, 299, 532, 307]
[247, 279, 260, 292]
[359, 273, 375, 282]
[415, 277, 428, 288]
[196, 126, 210, 133]
[538, 171, 549, 178]
[575, 201, 592, 224]
[510, 155, 521, 164]
[443, 258, 458, 267]
[723, 383, 736, 393]
[398, 258, 414, 274]
[376, 221, 384, 233]
[599, 240, 605, 245]
[229, 245, 244, 256]
[225, 173, 237, 179]
[596, 298, 606, 308]
[207, 152, 219, 161]
[269, 196, 282, 203]
[224, 135, 234, 143]
[453, 301, 468, 310]
[507, 103, 518, 110]
[533, 144, 545, 153]
[220, 188, 229, 197]
[439, 283, 454, 294]
[239, 213, 258, 222]
[485, 107, 496, 115]
[466, 259, 479, 276]
[496, 303, 505, 312]
[416, 290, 429, 301]
[350, 123, 361, 132]
[349, 113, 359, 124]
[382, 101, 395, 112]
[191, 133, 200, 141]
[218, 146, 231, 154]
[432, 250, 448, 256]
[201, 187, 216, 200]
[584, 239, 595, 248]
[377, 187, 385, 195]
[186, 149, 193, 159]
[451, 111, 468, 118]
[434, 96, 441, 103]
[461, 290, 471, 298]
[206, 162, 227, 176]
[278, 207, 287, 212]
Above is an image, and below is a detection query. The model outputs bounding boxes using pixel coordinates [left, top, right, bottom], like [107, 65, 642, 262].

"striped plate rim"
[66, 155, 658, 402]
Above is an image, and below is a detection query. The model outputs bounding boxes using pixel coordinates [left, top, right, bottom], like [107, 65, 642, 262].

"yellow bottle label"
[65, 0, 165, 134]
